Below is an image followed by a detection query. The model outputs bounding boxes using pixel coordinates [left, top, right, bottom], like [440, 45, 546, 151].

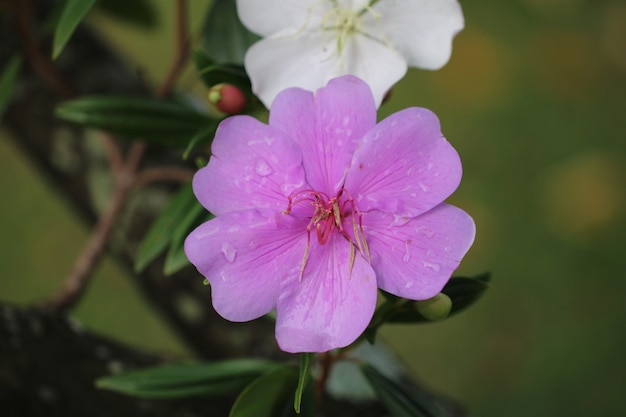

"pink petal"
[275, 234, 378, 353]
[362, 204, 475, 300]
[270, 75, 377, 195]
[344, 107, 462, 218]
[184, 209, 308, 321]
[193, 115, 307, 216]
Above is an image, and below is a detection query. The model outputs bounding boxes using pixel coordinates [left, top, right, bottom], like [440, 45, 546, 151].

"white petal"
[236, 0, 327, 37]
[244, 32, 346, 108]
[342, 34, 408, 107]
[364, 0, 464, 70]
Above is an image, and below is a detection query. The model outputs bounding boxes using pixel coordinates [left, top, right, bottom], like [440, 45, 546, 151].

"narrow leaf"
[163, 205, 211, 276]
[230, 366, 299, 417]
[183, 122, 218, 160]
[201, 0, 259, 65]
[53, 0, 99, 59]
[134, 183, 199, 273]
[97, 0, 157, 28]
[96, 359, 277, 399]
[56, 95, 213, 146]
[294, 353, 314, 413]
[0, 54, 22, 120]
[361, 364, 450, 417]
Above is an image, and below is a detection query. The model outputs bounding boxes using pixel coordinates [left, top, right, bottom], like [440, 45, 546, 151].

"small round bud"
[416, 293, 452, 321]
[207, 83, 247, 114]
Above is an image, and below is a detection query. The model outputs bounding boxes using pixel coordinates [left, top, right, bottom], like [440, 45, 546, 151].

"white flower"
[236, 0, 464, 108]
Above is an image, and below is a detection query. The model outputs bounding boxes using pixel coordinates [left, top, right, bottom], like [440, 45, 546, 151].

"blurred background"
[1, 0, 625, 416]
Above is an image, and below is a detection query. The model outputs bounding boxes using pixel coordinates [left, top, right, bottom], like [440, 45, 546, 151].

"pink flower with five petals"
[185, 75, 475, 353]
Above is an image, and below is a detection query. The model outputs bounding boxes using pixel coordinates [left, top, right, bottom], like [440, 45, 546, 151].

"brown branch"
[133, 166, 195, 188]
[156, 0, 189, 98]
[10, 0, 75, 99]
[47, 0, 191, 311]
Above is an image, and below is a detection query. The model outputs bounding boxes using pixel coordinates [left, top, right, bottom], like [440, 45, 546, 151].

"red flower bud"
[208, 84, 247, 114]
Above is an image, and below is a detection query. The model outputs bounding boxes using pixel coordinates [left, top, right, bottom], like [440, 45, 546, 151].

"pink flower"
[185, 75, 475, 353]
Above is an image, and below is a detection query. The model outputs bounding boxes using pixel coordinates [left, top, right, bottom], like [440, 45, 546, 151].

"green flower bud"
[416, 293, 452, 321]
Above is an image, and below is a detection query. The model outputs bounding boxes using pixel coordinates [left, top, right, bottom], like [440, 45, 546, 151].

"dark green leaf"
[387, 275, 490, 324]
[201, 0, 259, 65]
[97, 0, 157, 28]
[230, 366, 301, 417]
[56, 95, 213, 146]
[361, 364, 450, 417]
[194, 49, 252, 91]
[365, 274, 490, 341]
[134, 183, 198, 273]
[96, 359, 277, 399]
[163, 205, 212, 276]
[53, 0, 99, 59]
[0, 54, 22, 120]
[183, 122, 218, 160]
[294, 353, 314, 414]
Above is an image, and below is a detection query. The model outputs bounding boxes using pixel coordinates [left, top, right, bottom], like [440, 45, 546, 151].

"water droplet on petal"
[255, 159, 273, 176]
[402, 242, 411, 262]
[418, 182, 430, 192]
[410, 193, 417, 198]
[423, 261, 440, 272]
[416, 226, 436, 238]
[342, 116, 350, 126]
[426, 249, 436, 258]
[220, 242, 237, 263]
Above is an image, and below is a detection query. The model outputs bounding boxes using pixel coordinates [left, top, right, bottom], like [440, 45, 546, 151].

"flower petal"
[236, 0, 323, 37]
[193, 115, 307, 216]
[342, 34, 407, 107]
[365, 0, 464, 70]
[244, 32, 346, 109]
[344, 107, 462, 218]
[184, 209, 308, 321]
[363, 205, 475, 300]
[270, 75, 377, 195]
[275, 234, 377, 353]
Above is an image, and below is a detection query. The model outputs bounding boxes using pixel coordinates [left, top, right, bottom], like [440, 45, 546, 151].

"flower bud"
[416, 293, 452, 321]
[207, 83, 247, 114]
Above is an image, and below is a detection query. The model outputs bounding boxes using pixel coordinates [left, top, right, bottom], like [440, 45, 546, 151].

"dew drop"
[418, 182, 430, 192]
[423, 261, 440, 272]
[342, 116, 350, 126]
[416, 226, 436, 238]
[402, 242, 411, 262]
[410, 192, 417, 198]
[220, 242, 237, 263]
[255, 159, 273, 176]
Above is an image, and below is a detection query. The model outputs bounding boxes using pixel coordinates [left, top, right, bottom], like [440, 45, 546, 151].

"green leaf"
[194, 49, 252, 92]
[53, 0, 99, 59]
[361, 364, 450, 417]
[387, 275, 490, 324]
[294, 353, 314, 414]
[56, 95, 214, 146]
[230, 365, 315, 417]
[134, 183, 199, 273]
[365, 274, 490, 342]
[96, 359, 277, 399]
[96, 0, 157, 28]
[183, 122, 218, 160]
[0, 54, 22, 120]
[163, 205, 212, 276]
[201, 0, 260, 65]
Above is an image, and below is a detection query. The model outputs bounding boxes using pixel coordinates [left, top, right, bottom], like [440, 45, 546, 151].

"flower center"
[320, 3, 363, 55]
[284, 188, 370, 279]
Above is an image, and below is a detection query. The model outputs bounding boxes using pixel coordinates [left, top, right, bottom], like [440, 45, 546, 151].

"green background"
[1, 0, 626, 416]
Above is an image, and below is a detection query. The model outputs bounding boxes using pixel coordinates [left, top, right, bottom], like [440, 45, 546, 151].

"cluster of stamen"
[284, 188, 370, 280]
